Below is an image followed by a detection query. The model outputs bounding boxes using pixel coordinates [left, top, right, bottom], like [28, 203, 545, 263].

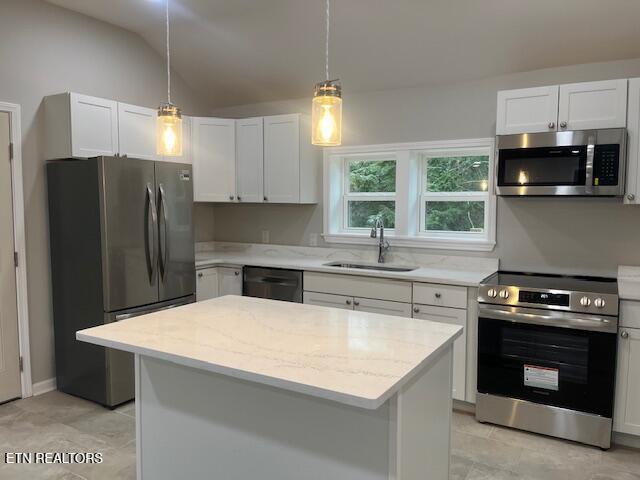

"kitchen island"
[77, 296, 462, 480]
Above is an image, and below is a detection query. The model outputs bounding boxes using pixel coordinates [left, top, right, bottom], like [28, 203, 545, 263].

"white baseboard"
[31, 377, 56, 396]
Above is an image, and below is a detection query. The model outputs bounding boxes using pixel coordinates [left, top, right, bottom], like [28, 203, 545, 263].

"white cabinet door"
[117, 103, 158, 160]
[236, 117, 264, 203]
[354, 297, 412, 318]
[496, 86, 559, 135]
[558, 79, 628, 131]
[218, 267, 243, 296]
[192, 117, 236, 202]
[303, 292, 353, 310]
[413, 304, 466, 401]
[614, 327, 640, 435]
[70, 93, 119, 157]
[196, 268, 219, 301]
[626, 79, 640, 204]
[264, 114, 300, 203]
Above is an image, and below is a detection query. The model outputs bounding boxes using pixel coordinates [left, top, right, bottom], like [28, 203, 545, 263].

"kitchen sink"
[323, 261, 418, 272]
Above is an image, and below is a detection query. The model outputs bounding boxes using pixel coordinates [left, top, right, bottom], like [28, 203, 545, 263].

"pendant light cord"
[166, 0, 171, 104]
[325, 0, 330, 81]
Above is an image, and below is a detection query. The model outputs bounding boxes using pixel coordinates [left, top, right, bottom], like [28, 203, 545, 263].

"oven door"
[477, 306, 617, 417]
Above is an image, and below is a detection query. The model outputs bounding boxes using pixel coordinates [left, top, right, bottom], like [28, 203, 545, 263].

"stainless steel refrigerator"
[47, 156, 195, 407]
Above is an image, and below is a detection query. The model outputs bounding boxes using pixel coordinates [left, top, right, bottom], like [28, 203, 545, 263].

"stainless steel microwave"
[495, 129, 627, 196]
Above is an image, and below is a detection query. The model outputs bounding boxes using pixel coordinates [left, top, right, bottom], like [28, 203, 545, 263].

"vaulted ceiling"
[45, 0, 640, 107]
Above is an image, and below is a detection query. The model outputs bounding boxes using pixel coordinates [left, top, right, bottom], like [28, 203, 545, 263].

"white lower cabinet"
[196, 268, 219, 301]
[354, 297, 412, 317]
[218, 267, 243, 296]
[196, 266, 242, 300]
[614, 327, 640, 435]
[412, 304, 467, 401]
[304, 292, 353, 310]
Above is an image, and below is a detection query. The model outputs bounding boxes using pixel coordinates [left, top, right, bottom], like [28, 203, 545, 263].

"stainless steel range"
[476, 271, 619, 449]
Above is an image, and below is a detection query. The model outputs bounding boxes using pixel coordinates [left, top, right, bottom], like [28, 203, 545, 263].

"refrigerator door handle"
[158, 183, 169, 280]
[145, 183, 158, 284]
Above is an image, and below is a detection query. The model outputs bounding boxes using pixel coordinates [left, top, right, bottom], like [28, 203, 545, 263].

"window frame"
[323, 138, 496, 252]
[342, 155, 397, 233]
[418, 148, 491, 240]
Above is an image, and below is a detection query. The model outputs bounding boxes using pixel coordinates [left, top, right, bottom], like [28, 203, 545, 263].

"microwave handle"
[585, 135, 595, 194]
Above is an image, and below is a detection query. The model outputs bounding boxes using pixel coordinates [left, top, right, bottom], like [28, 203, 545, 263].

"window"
[420, 151, 490, 238]
[344, 158, 396, 231]
[324, 138, 496, 251]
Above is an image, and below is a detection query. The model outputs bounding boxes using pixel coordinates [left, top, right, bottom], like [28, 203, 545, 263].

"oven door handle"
[478, 305, 617, 333]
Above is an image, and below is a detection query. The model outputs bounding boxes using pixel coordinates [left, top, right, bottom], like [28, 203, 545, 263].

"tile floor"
[0, 391, 639, 479]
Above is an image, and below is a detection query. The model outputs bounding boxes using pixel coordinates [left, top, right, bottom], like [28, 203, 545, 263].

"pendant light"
[157, 0, 183, 156]
[311, 0, 342, 146]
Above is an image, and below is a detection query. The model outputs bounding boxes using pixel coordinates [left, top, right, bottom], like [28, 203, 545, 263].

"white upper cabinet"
[236, 117, 264, 203]
[496, 86, 559, 135]
[192, 117, 236, 202]
[264, 114, 301, 203]
[558, 79, 628, 131]
[45, 92, 119, 159]
[626, 78, 640, 204]
[496, 80, 628, 135]
[117, 102, 158, 160]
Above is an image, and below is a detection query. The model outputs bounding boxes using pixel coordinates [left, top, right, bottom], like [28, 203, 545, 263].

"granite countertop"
[77, 295, 462, 409]
[195, 250, 497, 287]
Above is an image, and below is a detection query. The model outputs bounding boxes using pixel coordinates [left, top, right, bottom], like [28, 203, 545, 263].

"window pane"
[348, 201, 395, 228]
[349, 160, 396, 193]
[425, 201, 484, 232]
[425, 156, 489, 192]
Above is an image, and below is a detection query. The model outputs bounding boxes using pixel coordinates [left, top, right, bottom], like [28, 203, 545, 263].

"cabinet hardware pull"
[237, 196, 242, 201]
[627, 194, 636, 201]
[229, 195, 235, 201]
[621, 330, 629, 339]
[345, 299, 352, 305]
[435, 292, 442, 299]
[353, 300, 360, 306]
[413, 306, 420, 313]
[548, 122, 555, 129]
[234, 271, 240, 276]
[197, 272, 203, 278]
[560, 121, 567, 129]
[263, 196, 268, 201]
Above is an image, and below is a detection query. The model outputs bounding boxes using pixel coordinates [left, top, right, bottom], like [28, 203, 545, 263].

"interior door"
[156, 162, 195, 302]
[236, 117, 264, 203]
[117, 102, 158, 160]
[0, 111, 21, 402]
[99, 156, 158, 311]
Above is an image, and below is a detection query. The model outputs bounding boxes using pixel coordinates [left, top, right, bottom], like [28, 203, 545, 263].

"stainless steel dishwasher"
[243, 267, 303, 303]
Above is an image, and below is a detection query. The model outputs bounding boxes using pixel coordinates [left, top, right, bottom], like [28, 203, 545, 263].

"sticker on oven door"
[524, 365, 558, 391]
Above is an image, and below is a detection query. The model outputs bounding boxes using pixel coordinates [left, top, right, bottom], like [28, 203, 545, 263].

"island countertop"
[77, 296, 462, 409]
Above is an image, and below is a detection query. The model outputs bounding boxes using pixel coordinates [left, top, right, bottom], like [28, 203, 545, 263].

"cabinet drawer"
[413, 282, 467, 309]
[620, 301, 640, 329]
[304, 272, 411, 303]
[354, 298, 412, 318]
[303, 292, 353, 310]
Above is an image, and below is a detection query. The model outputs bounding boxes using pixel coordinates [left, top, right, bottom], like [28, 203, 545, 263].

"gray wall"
[211, 58, 640, 277]
[0, 0, 215, 383]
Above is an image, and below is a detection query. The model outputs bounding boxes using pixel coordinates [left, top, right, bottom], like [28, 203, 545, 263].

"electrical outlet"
[309, 233, 318, 247]
[261, 230, 270, 244]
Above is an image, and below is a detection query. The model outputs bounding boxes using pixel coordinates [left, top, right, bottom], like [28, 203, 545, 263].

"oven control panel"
[478, 285, 619, 316]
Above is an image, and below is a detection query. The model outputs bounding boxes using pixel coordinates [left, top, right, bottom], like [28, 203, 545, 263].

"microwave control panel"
[593, 144, 620, 186]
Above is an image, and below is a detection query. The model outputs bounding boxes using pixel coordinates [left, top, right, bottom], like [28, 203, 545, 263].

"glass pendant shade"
[157, 103, 183, 156]
[312, 80, 342, 146]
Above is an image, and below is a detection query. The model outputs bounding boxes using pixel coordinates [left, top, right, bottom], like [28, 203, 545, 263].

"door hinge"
[19, 356, 23, 372]
[9, 142, 13, 160]
[13, 251, 18, 267]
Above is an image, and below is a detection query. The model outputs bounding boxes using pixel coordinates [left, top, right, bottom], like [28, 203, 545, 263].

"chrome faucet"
[370, 218, 390, 263]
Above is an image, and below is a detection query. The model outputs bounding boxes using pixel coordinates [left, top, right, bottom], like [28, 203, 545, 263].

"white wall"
[210, 58, 640, 277]
[0, 0, 215, 383]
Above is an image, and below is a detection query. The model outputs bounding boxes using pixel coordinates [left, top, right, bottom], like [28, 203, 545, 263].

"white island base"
[135, 349, 452, 480]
